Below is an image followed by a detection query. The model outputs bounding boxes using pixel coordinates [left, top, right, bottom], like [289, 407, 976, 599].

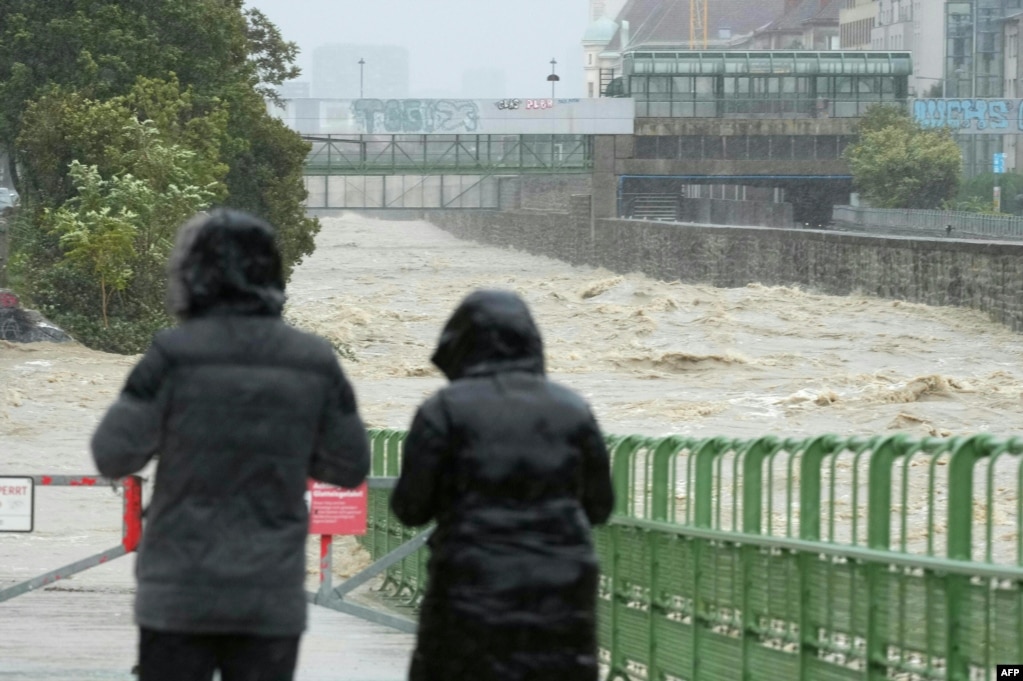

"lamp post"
[358, 58, 365, 99]
[547, 58, 560, 100]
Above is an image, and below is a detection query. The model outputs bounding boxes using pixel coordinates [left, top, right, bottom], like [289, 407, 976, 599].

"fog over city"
[246, 0, 589, 99]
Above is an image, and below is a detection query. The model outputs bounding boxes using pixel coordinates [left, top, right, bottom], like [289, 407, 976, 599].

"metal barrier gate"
[0, 470, 423, 636]
[306, 475, 429, 634]
[0, 475, 142, 603]
[358, 430, 1023, 681]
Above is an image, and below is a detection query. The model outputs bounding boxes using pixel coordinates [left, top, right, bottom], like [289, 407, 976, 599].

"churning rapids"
[4, 213, 1023, 468]
[2, 213, 1022, 594]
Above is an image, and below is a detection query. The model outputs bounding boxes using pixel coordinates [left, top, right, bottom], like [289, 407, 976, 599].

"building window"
[588, 82, 594, 98]
[588, 54, 593, 66]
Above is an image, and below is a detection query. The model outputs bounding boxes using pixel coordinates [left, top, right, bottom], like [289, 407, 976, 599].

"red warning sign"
[306, 480, 367, 536]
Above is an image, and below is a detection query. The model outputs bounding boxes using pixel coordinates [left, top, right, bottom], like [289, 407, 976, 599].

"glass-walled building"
[621, 51, 911, 118]
[945, 0, 1023, 176]
[946, 0, 1022, 98]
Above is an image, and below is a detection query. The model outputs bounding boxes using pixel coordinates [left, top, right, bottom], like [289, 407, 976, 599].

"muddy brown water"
[2, 213, 1021, 592]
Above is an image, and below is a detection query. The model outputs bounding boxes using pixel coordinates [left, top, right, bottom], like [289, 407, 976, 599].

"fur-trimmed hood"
[166, 209, 285, 321]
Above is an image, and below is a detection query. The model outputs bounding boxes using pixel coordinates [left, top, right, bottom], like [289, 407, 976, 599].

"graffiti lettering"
[914, 98, 1016, 134]
[495, 99, 521, 110]
[525, 99, 554, 110]
[351, 99, 481, 134]
[405, 101, 425, 131]
[383, 100, 405, 131]
[432, 100, 480, 133]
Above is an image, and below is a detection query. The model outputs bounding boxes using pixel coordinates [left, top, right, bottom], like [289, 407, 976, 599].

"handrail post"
[121, 475, 143, 552]
[945, 434, 995, 681]
[316, 534, 334, 603]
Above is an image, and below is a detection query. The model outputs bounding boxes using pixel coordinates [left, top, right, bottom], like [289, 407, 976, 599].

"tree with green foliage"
[220, 93, 318, 277]
[243, 8, 301, 107]
[845, 105, 962, 209]
[47, 163, 148, 329]
[0, 1, 318, 351]
[954, 171, 1023, 214]
[17, 75, 229, 206]
[852, 104, 916, 136]
[0, 0, 249, 169]
[14, 86, 224, 351]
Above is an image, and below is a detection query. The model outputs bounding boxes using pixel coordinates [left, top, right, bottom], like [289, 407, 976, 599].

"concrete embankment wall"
[426, 203, 1023, 332]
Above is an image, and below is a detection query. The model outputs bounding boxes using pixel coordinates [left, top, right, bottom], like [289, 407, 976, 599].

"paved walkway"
[0, 556, 415, 681]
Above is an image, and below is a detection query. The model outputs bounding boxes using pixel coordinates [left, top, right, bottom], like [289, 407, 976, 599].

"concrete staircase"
[626, 194, 679, 222]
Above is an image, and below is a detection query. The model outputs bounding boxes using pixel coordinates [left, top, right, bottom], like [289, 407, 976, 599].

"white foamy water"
[282, 215, 1023, 441]
[5, 213, 1023, 467]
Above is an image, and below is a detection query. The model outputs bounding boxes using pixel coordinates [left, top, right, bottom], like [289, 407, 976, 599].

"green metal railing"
[359, 430, 1023, 681]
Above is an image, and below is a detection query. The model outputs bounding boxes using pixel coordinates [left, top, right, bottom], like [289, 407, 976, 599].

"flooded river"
[2, 212, 1022, 583]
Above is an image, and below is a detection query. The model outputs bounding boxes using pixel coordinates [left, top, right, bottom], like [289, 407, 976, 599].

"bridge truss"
[302, 133, 592, 210]
[303, 134, 592, 176]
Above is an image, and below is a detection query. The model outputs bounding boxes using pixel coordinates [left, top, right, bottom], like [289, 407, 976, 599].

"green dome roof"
[583, 16, 618, 43]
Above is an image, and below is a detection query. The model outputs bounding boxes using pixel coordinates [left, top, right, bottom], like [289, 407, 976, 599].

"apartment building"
[840, 0, 876, 49]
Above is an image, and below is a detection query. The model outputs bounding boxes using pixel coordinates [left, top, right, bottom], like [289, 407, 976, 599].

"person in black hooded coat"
[391, 289, 614, 681]
[91, 209, 370, 681]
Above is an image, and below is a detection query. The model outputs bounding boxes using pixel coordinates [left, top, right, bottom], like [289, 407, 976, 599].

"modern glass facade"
[945, 0, 1023, 177]
[633, 134, 856, 162]
[622, 51, 911, 118]
[946, 0, 1022, 98]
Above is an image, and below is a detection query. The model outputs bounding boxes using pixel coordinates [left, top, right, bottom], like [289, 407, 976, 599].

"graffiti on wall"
[351, 99, 480, 134]
[913, 98, 1023, 134]
[309, 98, 635, 135]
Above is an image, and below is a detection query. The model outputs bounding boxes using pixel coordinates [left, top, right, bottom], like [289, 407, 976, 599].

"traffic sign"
[0, 477, 34, 532]
[993, 152, 1006, 174]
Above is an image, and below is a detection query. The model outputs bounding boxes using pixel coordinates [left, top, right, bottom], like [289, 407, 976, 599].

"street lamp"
[547, 58, 560, 100]
[358, 58, 365, 99]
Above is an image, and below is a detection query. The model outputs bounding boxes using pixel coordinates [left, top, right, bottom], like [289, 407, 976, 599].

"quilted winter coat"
[391, 289, 614, 681]
[91, 209, 370, 636]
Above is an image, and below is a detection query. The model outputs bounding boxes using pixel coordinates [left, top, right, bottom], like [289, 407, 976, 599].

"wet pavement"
[0, 555, 414, 680]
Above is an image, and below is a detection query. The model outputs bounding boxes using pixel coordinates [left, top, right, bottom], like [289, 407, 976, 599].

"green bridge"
[301, 133, 591, 211]
[359, 429, 1022, 681]
[303, 133, 593, 177]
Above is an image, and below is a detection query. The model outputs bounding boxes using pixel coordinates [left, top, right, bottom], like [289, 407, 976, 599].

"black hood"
[167, 209, 286, 320]
[431, 289, 545, 381]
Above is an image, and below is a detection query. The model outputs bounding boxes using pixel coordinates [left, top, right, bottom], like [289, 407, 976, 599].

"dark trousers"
[138, 628, 300, 681]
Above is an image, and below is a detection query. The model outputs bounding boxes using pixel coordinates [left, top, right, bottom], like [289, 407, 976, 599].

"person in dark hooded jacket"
[391, 289, 614, 681]
[91, 208, 370, 681]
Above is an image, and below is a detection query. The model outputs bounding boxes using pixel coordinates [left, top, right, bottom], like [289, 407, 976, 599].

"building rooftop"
[760, 0, 843, 32]
[605, 0, 785, 51]
[623, 50, 913, 76]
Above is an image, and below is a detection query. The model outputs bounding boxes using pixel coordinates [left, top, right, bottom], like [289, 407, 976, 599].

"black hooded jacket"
[391, 289, 614, 681]
[91, 210, 370, 636]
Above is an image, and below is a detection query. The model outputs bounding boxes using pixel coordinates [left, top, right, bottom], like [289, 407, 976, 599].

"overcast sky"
[245, 0, 591, 99]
